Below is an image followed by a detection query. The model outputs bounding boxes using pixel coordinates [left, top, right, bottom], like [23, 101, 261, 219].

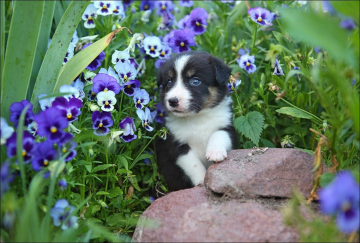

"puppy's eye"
[189, 78, 201, 86]
[167, 79, 172, 87]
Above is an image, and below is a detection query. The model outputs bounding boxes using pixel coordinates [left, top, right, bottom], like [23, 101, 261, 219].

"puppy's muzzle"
[168, 97, 179, 107]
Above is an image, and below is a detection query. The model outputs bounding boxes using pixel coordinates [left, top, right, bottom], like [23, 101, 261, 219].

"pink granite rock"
[204, 148, 314, 199]
[132, 186, 298, 242]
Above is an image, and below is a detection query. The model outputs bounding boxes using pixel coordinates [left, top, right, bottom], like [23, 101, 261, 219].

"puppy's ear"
[210, 56, 232, 86]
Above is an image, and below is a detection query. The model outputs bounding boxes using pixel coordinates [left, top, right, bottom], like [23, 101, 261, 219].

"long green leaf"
[1, 0, 5, 73]
[27, 1, 56, 100]
[0, 1, 44, 121]
[53, 27, 131, 93]
[31, 1, 90, 113]
[331, 1, 359, 25]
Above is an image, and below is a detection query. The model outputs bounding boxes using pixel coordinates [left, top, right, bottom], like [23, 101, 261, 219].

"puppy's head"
[157, 51, 232, 118]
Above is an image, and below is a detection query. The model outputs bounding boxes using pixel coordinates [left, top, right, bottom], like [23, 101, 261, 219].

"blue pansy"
[50, 199, 78, 230]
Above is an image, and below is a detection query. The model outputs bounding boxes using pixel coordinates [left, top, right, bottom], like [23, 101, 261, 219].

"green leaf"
[1, 1, 44, 121]
[91, 205, 101, 215]
[95, 191, 110, 196]
[106, 213, 124, 227]
[53, 27, 131, 93]
[276, 107, 313, 120]
[1, 1, 5, 73]
[91, 164, 115, 173]
[331, 1, 359, 25]
[234, 111, 265, 146]
[107, 187, 123, 198]
[280, 8, 358, 69]
[320, 172, 335, 187]
[130, 153, 152, 169]
[31, 1, 90, 113]
[118, 156, 129, 171]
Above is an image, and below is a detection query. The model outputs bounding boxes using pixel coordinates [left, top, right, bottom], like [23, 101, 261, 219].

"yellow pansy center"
[161, 51, 165, 56]
[246, 62, 251, 67]
[151, 47, 154, 51]
[22, 150, 27, 157]
[257, 17, 262, 22]
[124, 75, 128, 80]
[161, 5, 166, 10]
[127, 85, 131, 88]
[44, 160, 49, 166]
[88, 17, 92, 21]
[196, 22, 200, 26]
[180, 42, 185, 47]
[159, 113, 163, 117]
[144, 122, 148, 126]
[67, 113, 72, 119]
[62, 148, 67, 153]
[102, 5, 107, 10]
[92, 92, 95, 95]
[144, 5, 148, 10]
[51, 126, 57, 133]
[104, 88, 108, 92]
[341, 201, 351, 212]
[105, 101, 109, 105]
[137, 100, 141, 104]
[99, 122, 103, 127]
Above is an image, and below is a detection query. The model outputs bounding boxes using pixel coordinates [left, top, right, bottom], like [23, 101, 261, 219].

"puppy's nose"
[168, 97, 179, 107]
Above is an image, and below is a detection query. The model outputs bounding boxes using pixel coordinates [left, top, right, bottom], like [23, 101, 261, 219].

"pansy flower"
[97, 91, 117, 112]
[59, 179, 68, 191]
[34, 107, 69, 142]
[88, 90, 97, 102]
[70, 79, 86, 100]
[6, 131, 35, 164]
[94, 1, 114, 16]
[136, 58, 146, 77]
[31, 140, 58, 172]
[111, 49, 130, 65]
[122, 0, 134, 10]
[52, 97, 83, 123]
[154, 59, 166, 69]
[112, 1, 124, 15]
[162, 30, 176, 44]
[1, 161, 14, 196]
[71, 30, 79, 46]
[59, 84, 83, 101]
[227, 80, 242, 93]
[92, 73, 121, 95]
[319, 171, 359, 233]
[136, 107, 154, 132]
[143, 36, 162, 58]
[115, 61, 138, 83]
[154, 103, 166, 123]
[50, 199, 78, 230]
[248, 7, 273, 26]
[186, 7, 208, 35]
[82, 4, 97, 29]
[129, 57, 140, 70]
[119, 117, 137, 142]
[63, 44, 75, 65]
[58, 133, 77, 162]
[140, 0, 155, 11]
[122, 80, 141, 96]
[155, 1, 174, 16]
[293, 66, 301, 80]
[38, 94, 55, 111]
[27, 121, 38, 136]
[159, 43, 172, 59]
[273, 59, 284, 76]
[82, 43, 105, 71]
[237, 54, 257, 74]
[158, 10, 174, 31]
[141, 9, 152, 22]
[168, 29, 196, 53]
[9, 100, 34, 128]
[1, 117, 14, 145]
[179, 0, 193, 7]
[340, 18, 356, 30]
[99, 66, 120, 84]
[92, 111, 113, 136]
[238, 47, 250, 56]
[133, 89, 150, 109]
[177, 15, 190, 29]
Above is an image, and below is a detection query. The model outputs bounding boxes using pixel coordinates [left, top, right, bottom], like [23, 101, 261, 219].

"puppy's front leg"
[176, 150, 207, 186]
[205, 130, 232, 162]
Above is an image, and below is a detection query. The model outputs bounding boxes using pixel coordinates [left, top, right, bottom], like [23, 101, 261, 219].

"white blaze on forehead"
[165, 55, 192, 112]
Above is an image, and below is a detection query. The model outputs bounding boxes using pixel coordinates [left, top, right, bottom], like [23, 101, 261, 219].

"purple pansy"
[31, 140, 58, 172]
[1, 161, 14, 196]
[248, 7, 273, 26]
[136, 107, 154, 132]
[122, 80, 141, 96]
[92, 73, 121, 95]
[178, 0, 193, 7]
[9, 100, 34, 128]
[82, 4, 97, 29]
[168, 29, 196, 53]
[94, 1, 114, 16]
[340, 18, 356, 30]
[6, 131, 35, 164]
[92, 111, 113, 136]
[129, 57, 139, 70]
[133, 89, 150, 109]
[351, 78, 356, 86]
[155, 1, 174, 16]
[52, 97, 83, 123]
[158, 9, 174, 31]
[162, 30, 176, 44]
[237, 54, 257, 74]
[186, 7, 208, 35]
[273, 59, 284, 76]
[58, 133, 77, 162]
[140, 0, 155, 11]
[119, 117, 137, 142]
[122, 0, 134, 10]
[50, 199, 78, 230]
[115, 61, 138, 83]
[238, 47, 250, 56]
[34, 107, 69, 142]
[154, 59, 166, 69]
[154, 103, 166, 123]
[294, 66, 301, 80]
[321, 1, 336, 15]
[99, 66, 120, 84]
[82, 43, 105, 71]
[227, 80, 241, 93]
[159, 43, 172, 59]
[88, 90, 97, 102]
[177, 15, 190, 29]
[59, 179, 68, 191]
[319, 171, 359, 233]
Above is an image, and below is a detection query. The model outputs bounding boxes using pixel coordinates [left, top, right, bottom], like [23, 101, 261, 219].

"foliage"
[1, 0, 359, 242]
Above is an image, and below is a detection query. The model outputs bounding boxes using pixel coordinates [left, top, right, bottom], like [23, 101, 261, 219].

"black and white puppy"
[156, 51, 238, 192]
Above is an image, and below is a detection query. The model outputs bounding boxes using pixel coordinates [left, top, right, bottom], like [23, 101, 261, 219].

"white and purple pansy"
[97, 90, 117, 112]
[159, 43, 172, 59]
[119, 117, 137, 142]
[27, 121, 38, 136]
[70, 30, 79, 46]
[63, 43, 75, 65]
[157, 9, 174, 31]
[115, 61, 138, 83]
[186, 7, 208, 35]
[59, 84, 83, 101]
[273, 59, 284, 76]
[227, 79, 242, 93]
[136, 58, 146, 76]
[50, 199, 78, 230]
[248, 7, 273, 26]
[52, 97, 83, 123]
[99, 66, 120, 84]
[143, 36, 162, 58]
[155, 1, 174, 16]
[38, 94, 55, 111]
[71, 79, 86, 100]
[92, 111, 113, 136]
[58, 133, 77, 162]
[178, 0, 193, 7]
[94, 1, 114, 16]
[238, 54, 257, 74]
[82, 43, 105, 71]
[82, 4, 97, 29]
[136, 107, 154, 132]
[111, 49, 130, 65]
[112, 1, 124, 15]
[31, 140, 58, 172]
[133, 89, 150, 109]
[1, 117, 14, 145]
[141, 9, 152, 23]
[92, 73, 121, 95]
[129, 57, 139, 70]
[122, 79, 141, 96]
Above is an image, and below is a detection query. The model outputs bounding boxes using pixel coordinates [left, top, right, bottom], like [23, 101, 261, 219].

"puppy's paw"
[205, 146, 227, 163]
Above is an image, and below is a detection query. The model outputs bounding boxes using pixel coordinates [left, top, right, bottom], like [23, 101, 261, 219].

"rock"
[205, 148, 314, 199]
[132, 186, 298, 242]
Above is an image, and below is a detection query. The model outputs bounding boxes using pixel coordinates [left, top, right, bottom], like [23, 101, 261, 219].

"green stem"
[130, 131, 160, 169]
[251, 24, 258, 50]
[297, 119, 307, 149]
[104, 146, 109, 202]
[233, 91, 244, 115]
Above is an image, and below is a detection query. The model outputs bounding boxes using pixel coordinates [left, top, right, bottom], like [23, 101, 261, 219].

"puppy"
[156, 51, 238, 192]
